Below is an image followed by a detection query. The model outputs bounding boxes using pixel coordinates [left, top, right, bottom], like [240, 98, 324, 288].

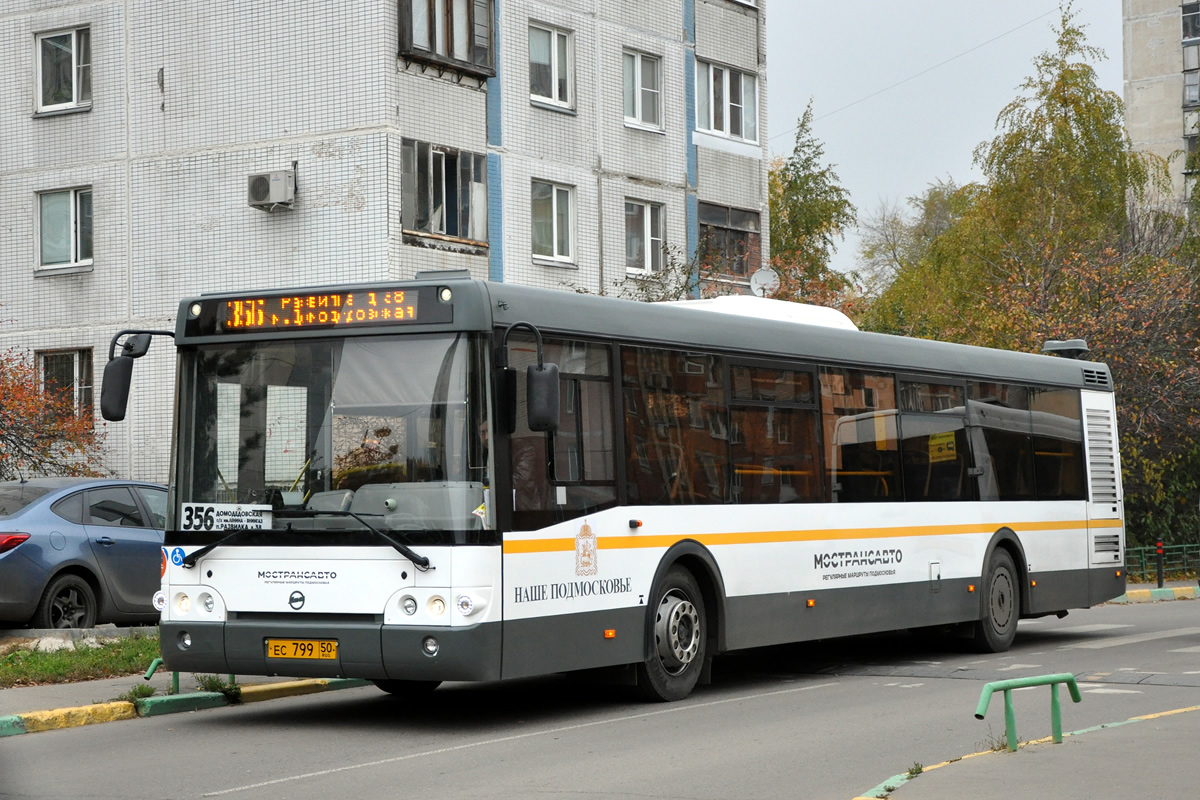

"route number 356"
[181, 505, 217, 531]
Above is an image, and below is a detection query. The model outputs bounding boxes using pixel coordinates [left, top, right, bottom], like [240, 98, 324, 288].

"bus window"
[730, 364, 823, 503]
[822, 367, 900, 502]
[967, 382, 1035, 501]
[1031, 387, 1086, 501]
[622, 347, 728, 504]
[898, 380, 971, 502]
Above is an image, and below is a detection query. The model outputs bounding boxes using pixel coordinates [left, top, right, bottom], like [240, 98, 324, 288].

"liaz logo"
[288, 591, 305, 610]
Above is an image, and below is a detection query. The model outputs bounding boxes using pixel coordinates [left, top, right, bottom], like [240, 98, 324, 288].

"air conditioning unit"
[247, 170, 295, 210]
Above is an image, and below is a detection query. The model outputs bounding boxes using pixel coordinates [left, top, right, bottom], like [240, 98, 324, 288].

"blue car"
[0, 478, 167, 629]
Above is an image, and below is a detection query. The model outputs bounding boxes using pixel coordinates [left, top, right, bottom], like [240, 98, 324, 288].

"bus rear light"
[0, 534, 30, 555]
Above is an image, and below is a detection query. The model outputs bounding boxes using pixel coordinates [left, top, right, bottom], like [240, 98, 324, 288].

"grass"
[0, 632, 161, 689]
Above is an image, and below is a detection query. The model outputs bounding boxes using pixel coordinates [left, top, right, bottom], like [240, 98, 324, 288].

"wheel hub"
[654, 593, 700, 674]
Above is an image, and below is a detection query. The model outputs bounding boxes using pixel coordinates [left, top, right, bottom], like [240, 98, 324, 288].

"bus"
[101, 270, 1124, 702]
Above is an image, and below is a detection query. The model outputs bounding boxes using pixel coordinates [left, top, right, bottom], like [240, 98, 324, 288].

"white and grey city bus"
[102, 270, 1124, 701]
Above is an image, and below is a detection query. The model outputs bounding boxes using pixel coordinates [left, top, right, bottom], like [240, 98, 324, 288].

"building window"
[530, 24, 572, 107]
[625, 199, 663, 272]
[698, 202, 760, 276]
[401, 139, 488, 243]
[36, 28, 91, 113]
[1186, 3, 1200, 41]
[39, 188, 93, 267]
[400, 0, 494, 76]
[40, 349, 94, 419]
[696, 60, 757, 142]
[623, 51, 661, 128]
[531, 180, 573, 262]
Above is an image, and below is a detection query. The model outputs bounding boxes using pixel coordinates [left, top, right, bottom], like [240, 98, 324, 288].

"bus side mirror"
[527, 363, 560, 432]
[100, 330, 171, 422]
[101, 355, 136, 422]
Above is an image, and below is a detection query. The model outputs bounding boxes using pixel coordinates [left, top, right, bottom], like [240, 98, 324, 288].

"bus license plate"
[266, 639, 338, 660]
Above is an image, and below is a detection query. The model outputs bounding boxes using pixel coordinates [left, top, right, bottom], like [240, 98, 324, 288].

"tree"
[0, 346, 106, 481]
[766, 101, 860, 316]
[861, 3, 1200, 545]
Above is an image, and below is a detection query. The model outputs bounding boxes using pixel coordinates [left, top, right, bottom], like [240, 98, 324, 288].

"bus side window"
[821, 367, 901, 502]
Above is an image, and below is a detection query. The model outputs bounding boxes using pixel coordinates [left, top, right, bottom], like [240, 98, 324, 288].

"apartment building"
[0, 0, 769, 481]
[1124, 0, 1198, 199]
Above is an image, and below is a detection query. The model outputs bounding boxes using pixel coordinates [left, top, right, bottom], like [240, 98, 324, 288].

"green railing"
[1125, 544, 1200, 583]
[975, 674, 1082, 751]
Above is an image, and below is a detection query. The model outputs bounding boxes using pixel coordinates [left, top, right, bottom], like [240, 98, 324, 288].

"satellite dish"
[749, 269, 781, 297]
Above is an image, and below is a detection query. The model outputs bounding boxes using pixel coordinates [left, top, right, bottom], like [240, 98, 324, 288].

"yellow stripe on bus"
[502, 517, 1122, 555]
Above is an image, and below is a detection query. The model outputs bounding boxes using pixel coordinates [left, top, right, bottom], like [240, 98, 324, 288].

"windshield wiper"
[181, 527, 257, 569]
[273, 509, 433, 570]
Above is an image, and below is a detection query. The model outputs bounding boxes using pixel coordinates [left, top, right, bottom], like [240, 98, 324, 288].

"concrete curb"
[0, 678, 370, 736]
[1110, 586, 1197, 603]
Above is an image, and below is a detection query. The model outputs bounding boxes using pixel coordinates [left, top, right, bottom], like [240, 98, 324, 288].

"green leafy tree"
[862, 3, 1200, 545]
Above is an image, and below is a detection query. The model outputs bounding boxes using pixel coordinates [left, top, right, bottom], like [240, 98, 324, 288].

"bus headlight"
[422, 636, 439, 656]
[456, 594, 476, 616]
[401, 596, 418, 615]
[428, 596, 446, 616]
[200, 593, 215, 613]
[152, 591, 166, 612]
[176, 593, 191, 614]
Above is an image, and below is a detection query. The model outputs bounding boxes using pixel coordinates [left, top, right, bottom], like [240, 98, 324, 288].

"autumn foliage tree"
[861, 4, 1200, 544]
[0, 346, 106, 481]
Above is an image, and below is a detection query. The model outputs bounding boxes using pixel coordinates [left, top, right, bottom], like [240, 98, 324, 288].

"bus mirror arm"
[497, 321, 560, 433]
[100, 329, 175, 422]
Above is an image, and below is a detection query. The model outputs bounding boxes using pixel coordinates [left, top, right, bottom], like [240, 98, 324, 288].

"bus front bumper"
[160, 619, 502, 682]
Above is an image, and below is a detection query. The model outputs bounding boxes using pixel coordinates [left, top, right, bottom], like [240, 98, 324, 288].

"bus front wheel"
[973, 549, 1019, 653]
[636, 566, 706, 702]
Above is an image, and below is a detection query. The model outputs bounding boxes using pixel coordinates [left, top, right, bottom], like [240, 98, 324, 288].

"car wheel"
[32, 574, 98, 629]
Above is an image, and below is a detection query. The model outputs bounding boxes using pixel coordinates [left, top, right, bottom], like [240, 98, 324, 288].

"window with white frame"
[529, 24, 572, 107]
[531, 180, 573, 262]
[400, 0, 494, 76]
[401, 139, 488, 243]
[623, 50, 661, 128]
[39, 188, 93, 267]
[696, 60, 757, 141]
[36, 28, 91, 113]
[625, 199, 663, 272]
[39, 349, 94, 420]
[1186, 10, 1200, 107]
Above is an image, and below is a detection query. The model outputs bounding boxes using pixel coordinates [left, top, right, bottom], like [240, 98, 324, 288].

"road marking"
[202, 681, 840, 796]
[996, 663, 1042, 671]
[1169, 646, 1200, 654]
[1052, 623, 1134, 634]
[1084, 688, 1143, 694]
[1063, 627, 1200, 650]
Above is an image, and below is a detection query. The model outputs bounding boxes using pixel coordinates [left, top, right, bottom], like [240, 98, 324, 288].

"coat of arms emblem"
[575, 521, 598, 576]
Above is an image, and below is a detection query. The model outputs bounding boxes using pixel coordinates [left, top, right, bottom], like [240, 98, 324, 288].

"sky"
[764, 2, 1123, 274]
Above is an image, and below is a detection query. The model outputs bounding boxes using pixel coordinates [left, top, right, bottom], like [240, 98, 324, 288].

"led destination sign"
[220, 290, 420, 332]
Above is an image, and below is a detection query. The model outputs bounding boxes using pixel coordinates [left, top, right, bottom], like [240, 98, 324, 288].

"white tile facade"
[1, 0, 768, 481]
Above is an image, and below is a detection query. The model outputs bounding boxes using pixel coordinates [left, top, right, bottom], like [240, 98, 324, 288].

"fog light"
[178, 631, 192, 650]
[152, 591, 166, 612]
[177, 594, 191, 614]
[428, 596, 446, 616]
[201, 593, 215, 613]
[456, 594, 475, 615]
[422, 636, 439, 656]
[401, 596, 418, 615]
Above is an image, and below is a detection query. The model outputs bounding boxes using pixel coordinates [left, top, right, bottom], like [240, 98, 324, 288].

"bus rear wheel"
[636, 566, 706, 702]
[973, 549, 1019, 653]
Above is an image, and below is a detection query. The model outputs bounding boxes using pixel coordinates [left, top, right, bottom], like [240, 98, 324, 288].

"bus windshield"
[180, 332, 489, 535]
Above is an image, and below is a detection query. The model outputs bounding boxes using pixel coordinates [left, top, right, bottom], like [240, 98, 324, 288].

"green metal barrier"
[1125, 544, 1200, 583]
[974, 673, 1082, 752]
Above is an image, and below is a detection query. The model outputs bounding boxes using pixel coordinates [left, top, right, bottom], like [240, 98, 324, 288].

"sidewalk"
[855, 703, 1200, 800]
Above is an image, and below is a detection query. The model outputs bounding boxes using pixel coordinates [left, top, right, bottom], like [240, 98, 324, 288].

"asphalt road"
[2, 600, 1198, 800]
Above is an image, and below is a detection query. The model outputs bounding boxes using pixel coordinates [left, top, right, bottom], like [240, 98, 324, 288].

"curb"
[1110, 586, 1197, 604]
[0, 678, 370, 736]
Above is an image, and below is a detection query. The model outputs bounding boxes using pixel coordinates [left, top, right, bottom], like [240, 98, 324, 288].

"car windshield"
[180, 333, 489, 537]
[0, 484, 54, 517]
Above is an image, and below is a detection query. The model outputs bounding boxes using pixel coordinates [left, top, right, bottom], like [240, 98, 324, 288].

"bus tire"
[973, 549, 1019, 653]
[636, 566, 706, 702]
[372, 679, 441, 696]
